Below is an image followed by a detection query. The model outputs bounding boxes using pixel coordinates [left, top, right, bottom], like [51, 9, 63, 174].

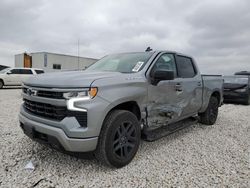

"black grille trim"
[22, 88, 64, 99]
[37, 90, 64, 99]
[23, 99, 87, 127]
[22, 87, 28, 94]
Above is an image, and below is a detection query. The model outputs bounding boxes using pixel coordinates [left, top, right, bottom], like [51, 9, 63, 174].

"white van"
[0, 68, 44, 88]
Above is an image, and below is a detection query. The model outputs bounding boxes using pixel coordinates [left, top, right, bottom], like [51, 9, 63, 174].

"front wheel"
[199, 96, 219, 125]
[95, 110, 141, 168]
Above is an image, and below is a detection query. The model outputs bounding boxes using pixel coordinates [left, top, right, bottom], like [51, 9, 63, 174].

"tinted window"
[9, 69, 20, 74]
[53, 64, 61, 70]
[151, 54, 177, 77]
[176, 56, 196, 78]
[35, 70, 44, 74]
[20, 69, 33, 74]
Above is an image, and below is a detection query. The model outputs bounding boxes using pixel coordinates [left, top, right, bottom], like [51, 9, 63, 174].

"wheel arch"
[199, 89, 222, 113]
[106, 101, 141, 121]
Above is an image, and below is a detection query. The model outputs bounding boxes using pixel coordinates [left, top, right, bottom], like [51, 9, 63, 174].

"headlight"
[65, 87, 98, 112]
[63, 87, 98, 99]
[63, 91, 88, 99]
[235, 88, 247, 92]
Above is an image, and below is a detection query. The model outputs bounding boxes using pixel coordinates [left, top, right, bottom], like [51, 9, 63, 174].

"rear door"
[19, 69, 34, 83]
[174, 55, 202, 116]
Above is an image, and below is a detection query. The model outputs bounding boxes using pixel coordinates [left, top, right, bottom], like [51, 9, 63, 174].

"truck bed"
[200, 74, 224, 112]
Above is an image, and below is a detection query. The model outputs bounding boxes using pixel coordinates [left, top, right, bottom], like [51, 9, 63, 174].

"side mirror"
[152, 70, 175, 81]
[6, 72, 11, 75]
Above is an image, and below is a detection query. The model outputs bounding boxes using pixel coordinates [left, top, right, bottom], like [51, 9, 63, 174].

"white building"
[15, 52, 97, 72]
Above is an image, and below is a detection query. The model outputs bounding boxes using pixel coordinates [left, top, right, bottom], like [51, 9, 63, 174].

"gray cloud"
[0, 0, 249, 75]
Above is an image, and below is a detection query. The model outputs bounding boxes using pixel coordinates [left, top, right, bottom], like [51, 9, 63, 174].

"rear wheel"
[199, 96, 219, 125]
[95, 110, 141, 168]
[0, 80, 3, 89]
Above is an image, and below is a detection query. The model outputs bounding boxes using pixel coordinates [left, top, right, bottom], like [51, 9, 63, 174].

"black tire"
[244, 95, 250, 105]
[199, 96, 219, 125]
[0, 80, 3, 89]
[95, 110, 141, 168]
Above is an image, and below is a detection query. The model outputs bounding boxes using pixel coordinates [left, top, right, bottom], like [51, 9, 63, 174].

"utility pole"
[77, 38, 80, 70]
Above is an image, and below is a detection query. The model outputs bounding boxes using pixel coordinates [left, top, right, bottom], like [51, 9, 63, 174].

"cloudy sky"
[0, 0, 250, 74]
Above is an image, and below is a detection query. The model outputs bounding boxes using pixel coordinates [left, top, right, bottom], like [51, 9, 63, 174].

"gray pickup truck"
[19, 51, 223, 168]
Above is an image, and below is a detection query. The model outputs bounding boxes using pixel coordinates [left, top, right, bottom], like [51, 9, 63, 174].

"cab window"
[176, 56, 196, 78]
[151, 54, 177, 77]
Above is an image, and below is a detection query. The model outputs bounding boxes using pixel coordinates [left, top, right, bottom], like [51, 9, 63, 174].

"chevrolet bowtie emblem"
[27, 88, 37, 96]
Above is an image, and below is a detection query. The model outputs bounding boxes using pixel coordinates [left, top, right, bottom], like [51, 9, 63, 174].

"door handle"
[197, 81, 202, 87]
[175, 83, 182, 92]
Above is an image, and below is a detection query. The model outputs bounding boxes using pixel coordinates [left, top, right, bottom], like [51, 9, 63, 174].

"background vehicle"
[0, 64, 9, 71]
[19, 51, 223, 168]
[223, 75, 250, 105]
[0, 68, 44, 88]
[235, 71, 250, 76]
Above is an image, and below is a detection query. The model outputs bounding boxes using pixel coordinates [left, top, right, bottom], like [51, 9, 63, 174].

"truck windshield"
[86, 52, 154, 73]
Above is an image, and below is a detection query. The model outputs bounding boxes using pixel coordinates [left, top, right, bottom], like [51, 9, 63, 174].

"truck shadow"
[223, 101, 248, 106]
[31, 122, 203, 171]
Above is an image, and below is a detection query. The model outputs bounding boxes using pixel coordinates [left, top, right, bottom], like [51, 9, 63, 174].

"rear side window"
[176, 56, 196, 78]
[20, 69, 33, 74]
[35, 70, 44, 74]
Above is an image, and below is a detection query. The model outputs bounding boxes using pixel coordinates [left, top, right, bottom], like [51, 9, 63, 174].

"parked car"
[235, 71, 250, 76]
[0, 64, 9, 71]
[0, 68, 44, 88]
[223, 75, 250, 105]
[19, 51, 223, 168]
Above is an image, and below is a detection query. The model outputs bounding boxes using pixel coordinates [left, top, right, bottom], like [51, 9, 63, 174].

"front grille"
[23, 99, 87, 126]
[37, 90, 64, 99]
[22, 88, 64, 99]
[24, 99, 67, 121]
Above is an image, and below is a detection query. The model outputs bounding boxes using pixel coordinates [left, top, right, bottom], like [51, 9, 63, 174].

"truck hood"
[23, 71, 122, 88]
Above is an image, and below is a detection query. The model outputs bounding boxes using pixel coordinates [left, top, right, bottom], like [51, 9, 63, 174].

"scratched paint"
[146, 98, 191, 130]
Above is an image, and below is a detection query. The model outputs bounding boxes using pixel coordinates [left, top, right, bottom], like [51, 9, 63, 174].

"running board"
[142, 117, 198, 142]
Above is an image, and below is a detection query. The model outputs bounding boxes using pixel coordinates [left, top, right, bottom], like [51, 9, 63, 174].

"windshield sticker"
[132, 61, 144, 72]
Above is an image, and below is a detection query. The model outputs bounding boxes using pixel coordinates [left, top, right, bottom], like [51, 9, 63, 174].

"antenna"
[145, 47, 153, 52]
[77, 39, 80, 69]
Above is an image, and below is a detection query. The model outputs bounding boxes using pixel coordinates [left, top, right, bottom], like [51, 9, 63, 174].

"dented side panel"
[146, 75, 203, 130]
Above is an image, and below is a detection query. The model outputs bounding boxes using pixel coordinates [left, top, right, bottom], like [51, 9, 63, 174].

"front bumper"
[19, 113, 98, 152]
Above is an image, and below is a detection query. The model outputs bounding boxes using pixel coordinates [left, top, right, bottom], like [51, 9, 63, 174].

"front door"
[147, 53, 183, 130]
[5, 69, 21, 85]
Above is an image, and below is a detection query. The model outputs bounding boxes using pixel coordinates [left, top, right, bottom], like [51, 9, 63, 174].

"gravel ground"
[0, 89, 249, 188]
